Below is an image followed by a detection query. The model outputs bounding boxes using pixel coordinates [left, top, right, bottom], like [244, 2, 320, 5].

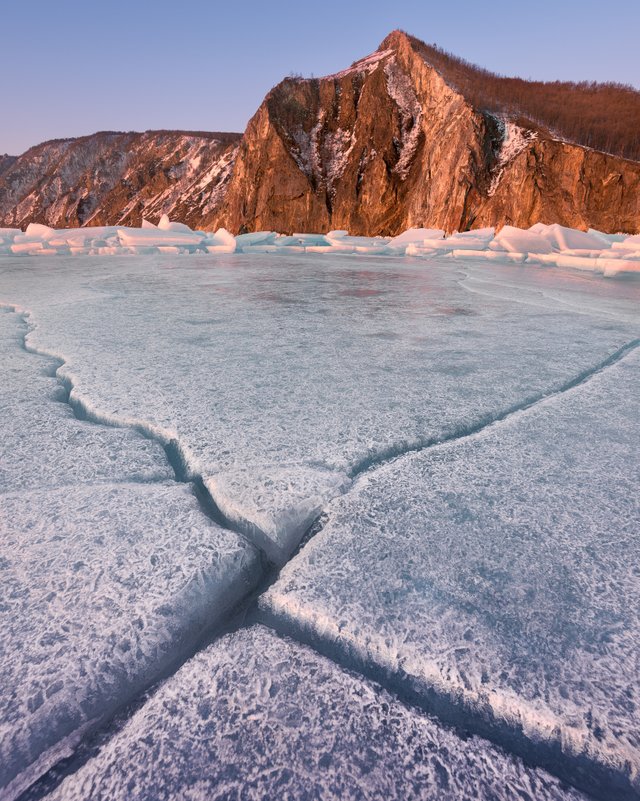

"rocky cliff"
[209, 31, 640, 235]
[0, 131, 240, 230]
[1, 30, 639, 234]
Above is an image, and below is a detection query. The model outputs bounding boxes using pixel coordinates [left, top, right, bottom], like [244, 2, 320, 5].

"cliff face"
[1, 30, 639, 235]
[474, 138, 640, 233]
[209, 32, 497, 235]
[0, 131, 240, 230]
[210, 30, 640, 235]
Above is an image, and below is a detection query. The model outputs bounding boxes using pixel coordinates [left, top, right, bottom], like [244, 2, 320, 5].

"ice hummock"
[0, 219, 639, 275]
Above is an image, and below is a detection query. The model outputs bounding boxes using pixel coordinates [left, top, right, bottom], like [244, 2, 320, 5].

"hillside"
[209, 30, 640, 235]
[1, 31, 639, 235]
[0, 131, 240, 230]
[407, 33, 640, 162]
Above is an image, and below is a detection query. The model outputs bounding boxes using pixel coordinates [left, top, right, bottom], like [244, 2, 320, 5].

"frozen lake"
[0, 252, 638, 800]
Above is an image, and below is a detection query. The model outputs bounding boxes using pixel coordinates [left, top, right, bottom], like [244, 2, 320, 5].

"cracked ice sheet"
[45, 626, 586, 801]
[1, 254, 638, 562]
[0, 308, 172, 491]
[0, 484, 261, 800]
[261, 346, 640, 796]
[0, 306, 261, 798]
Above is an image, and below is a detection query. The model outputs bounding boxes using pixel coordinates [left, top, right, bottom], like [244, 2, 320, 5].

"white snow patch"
[384, 59, 423, 179]
[325, 49, 394, 80]
[489, 119, 538, 196]
[323, 128, 356, 195]
[290, 114, 324, 185]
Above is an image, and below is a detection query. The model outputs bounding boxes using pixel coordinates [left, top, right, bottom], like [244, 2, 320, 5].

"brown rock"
[210, 30, 640, 235]
[1, 31, 638, 235]
[0, 131, 240, 230]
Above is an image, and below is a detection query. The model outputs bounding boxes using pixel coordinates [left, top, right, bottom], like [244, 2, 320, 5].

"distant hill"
[1, 32, 638, 234]
[0, 154, 17, 179]
[0, 131, 240, 230]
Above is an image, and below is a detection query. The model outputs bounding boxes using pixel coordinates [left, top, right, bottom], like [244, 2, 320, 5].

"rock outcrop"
[1, 30, 639, 234]
[209, 31, 640, 235]
[0, 131, 240, 230]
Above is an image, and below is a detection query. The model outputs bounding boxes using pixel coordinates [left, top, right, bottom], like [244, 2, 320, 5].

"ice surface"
[0, 308, 171, 491]
[612, 234, 640, 251]
[157, 213, 192, 233]
[0, 484, 260, 800]
[262, 344, 640, 796]
[116, 227, 206, 248]
[387, 227, 446, 248]
[45, 625, 587, 801]
[0, 306, 261, 799]
[1, 254, 637, 563]
[1, 241, 637, 799]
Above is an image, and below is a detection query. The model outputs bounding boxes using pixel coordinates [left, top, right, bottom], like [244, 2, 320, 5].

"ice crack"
[5, 298, 639, 801]
[0, 302, 272, 568]
[348, 336, 640, 479]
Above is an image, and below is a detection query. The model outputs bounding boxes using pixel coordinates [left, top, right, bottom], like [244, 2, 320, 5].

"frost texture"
[46, 626, 587, 801]
[262, 347, 640, 793]
[0, 249, 638, 799]
[0, 309, 171, 492]
[0, 307, 261, 799]
[0, 484, 261, 799]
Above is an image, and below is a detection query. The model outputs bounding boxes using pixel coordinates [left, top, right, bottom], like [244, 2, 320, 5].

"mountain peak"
[1, 32, 639, 235]
[378, 29, 413, 52]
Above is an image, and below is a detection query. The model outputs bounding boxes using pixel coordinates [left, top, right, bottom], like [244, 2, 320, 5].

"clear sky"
[3, 0, 639, 155]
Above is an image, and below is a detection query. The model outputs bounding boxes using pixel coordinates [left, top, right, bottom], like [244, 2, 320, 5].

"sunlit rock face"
[1, 31, 639, 237]
[211, 30, 640, 236]
[0, 131, 240, 230]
